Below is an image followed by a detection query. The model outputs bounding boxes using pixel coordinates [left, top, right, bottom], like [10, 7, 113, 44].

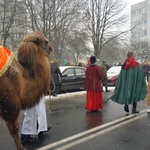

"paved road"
[0, 87, 149, 150]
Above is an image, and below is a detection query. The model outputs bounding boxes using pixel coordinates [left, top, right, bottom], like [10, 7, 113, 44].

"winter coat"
[84, 64, 103, 91]
[51, 62, 62, 84]
[101, 64, 107, 83]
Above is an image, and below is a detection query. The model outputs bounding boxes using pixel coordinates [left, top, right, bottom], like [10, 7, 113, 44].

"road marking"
[36, 109, 147, 150]
[56, 113, 146, 150]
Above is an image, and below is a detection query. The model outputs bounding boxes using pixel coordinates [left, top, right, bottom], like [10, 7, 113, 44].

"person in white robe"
[21, 95, 51, 144]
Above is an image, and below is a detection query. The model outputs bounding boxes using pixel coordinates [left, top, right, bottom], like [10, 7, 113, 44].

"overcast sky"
[128, 0, 144, 6]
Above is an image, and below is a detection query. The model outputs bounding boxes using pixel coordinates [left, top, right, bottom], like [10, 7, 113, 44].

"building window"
[142, 19, 147, 24]
[135, 20, 141, 26]
[143, 30, 147, 36]
[11, 33, 24, 39]
[137, 31, 141, 37]
[12, 19, 23, 25]
[136, 9, 141, 15]
[141, 7, 147, 13]
[131, 32, 136, 38]
[132, 9, 142, 16]
[131, 10, 136, 16]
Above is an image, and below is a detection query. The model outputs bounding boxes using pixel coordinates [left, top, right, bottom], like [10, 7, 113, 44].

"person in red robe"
[84, 56, 103, 112]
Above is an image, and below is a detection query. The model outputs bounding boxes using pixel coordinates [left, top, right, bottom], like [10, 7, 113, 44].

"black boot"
[105, 87, 110, 92]
[105, 89, 110, 92]
[132, 102, 139, 114]
[124, 105, 129, 112]
[38, 126, 52, 136]
[21, 134, 37, 144]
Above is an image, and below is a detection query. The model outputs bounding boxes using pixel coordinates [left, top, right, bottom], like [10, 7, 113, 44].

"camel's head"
[32, 31, 53, 56]
[17, 31, 53, 77]
[23, 31, 53, 55]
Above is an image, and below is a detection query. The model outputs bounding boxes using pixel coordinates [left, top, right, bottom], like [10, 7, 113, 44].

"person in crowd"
[110, 52, 147, 114]
[84, 56, 104, 112]
[105, 61, 110, 70]
[64, 59, 69, 66]
[142, 63, 149, 82]
[147, 79, 150, 112]
[78, 62, 83, 67]
[50, 59, 62, 96]
[21, 95, 51, 144]
[64, 57, 71, 66]
[117, 62, 122, 66]
[101, 61, 110, 92]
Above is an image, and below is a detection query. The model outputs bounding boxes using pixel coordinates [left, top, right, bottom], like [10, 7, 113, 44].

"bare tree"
[0, 0, 17, 46]
[0, 0, 27, 50]
[100, 38, 128, 65]
[23, 0, 86, 61]
[131, 40, 150, 63]
[0, 0, 133, 64]
[83, 0, 128, 57]
[64, 30, 91, 65]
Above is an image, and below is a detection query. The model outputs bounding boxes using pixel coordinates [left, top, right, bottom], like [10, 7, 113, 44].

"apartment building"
[131, 0, 150, 42]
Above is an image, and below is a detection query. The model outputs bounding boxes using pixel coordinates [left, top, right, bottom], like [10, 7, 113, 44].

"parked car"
[58, 66, 86, 93]
[107, 66, 121, 86]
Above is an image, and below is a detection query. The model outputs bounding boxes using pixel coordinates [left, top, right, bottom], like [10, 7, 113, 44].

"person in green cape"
[110, 52, 147, 114]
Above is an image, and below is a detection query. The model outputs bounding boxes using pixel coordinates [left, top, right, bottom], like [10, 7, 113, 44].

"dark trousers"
[50, 84, 59, 95]
[124, 102, 137, 113]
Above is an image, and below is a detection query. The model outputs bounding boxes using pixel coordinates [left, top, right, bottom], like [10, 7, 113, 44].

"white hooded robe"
[21, 95, 48, 135]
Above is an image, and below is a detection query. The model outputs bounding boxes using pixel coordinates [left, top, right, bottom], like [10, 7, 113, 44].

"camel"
[0, 31, 53, 150]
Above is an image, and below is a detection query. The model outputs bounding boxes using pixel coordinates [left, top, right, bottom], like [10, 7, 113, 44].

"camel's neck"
[14, 58, 50, 109]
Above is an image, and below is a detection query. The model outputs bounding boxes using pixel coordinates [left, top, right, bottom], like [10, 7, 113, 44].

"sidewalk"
[45, 91, 86, 102]
[45, 86, 115, 102]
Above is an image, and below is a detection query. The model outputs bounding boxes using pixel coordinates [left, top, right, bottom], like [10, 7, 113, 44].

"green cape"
[110, 65, 147, 105]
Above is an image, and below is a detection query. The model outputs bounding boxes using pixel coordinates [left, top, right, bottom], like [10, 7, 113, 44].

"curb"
[45, 90, 112, 103]
[45, 91, 86, 102]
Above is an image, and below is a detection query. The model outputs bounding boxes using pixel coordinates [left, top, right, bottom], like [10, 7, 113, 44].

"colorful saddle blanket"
[0, 46, 14, 77]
